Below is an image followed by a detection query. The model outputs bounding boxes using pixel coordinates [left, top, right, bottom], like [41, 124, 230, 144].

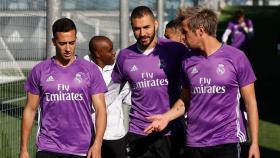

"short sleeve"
[227, 21, 234, 31]
[24, 67, 40, 95]
[111, 52, 126, 83]
[89, 64, 107, 95]
[236, 53, 256, 87]
[181, 57, 191, 88]
[247, 19, 253, 29]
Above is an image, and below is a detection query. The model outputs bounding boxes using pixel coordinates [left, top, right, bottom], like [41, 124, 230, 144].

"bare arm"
[144, 87, 190, 134]
[240, 83, 260, 158]
[19, 92, 39, 158]
[87, 93, 107, 158]
[120, 82, 131, 105]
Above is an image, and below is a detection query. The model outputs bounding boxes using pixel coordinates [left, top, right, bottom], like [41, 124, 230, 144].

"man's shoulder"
[32, 58, 52, 70]
[83, 54, 91, 62]
[118, 44, 137, 58]
[158, 37, 180, 46]
[76, 57, 99, 70]
[245, 18, 253, 22]
[222, 44, 247, 60]
[158, 37, 188, 53]
[245, 19, 253, 25]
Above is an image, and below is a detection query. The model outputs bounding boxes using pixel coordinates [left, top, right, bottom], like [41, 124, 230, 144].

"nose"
[140, 28, 145, 37]
[66, 43, 71, 52]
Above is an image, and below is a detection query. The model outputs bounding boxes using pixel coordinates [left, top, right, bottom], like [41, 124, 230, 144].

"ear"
[197, 25, 205, 37]
[155, 20, 159, 31]
[94, 51, 101, 58]
[52, 38, 56, 46]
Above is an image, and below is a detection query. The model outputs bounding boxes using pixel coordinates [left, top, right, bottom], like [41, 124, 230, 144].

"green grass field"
[0, 112, 37, 158]
[0, 69, 36, 157]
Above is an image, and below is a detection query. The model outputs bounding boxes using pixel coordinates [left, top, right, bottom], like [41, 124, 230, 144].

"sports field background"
[218, 5, 280, 157]
[1, 4, 280, 158]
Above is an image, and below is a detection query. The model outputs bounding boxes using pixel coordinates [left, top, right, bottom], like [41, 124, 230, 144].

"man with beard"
[111, 6, 188, 158]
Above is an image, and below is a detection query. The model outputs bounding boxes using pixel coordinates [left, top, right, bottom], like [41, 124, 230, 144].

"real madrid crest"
[74, 73, 83, 83]
[216, 64, 225, 75]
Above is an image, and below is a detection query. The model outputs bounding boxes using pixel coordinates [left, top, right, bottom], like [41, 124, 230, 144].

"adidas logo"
[191, 66, 198, 74]
[130, 65, 138, 72]
[46, 76, 55, 82]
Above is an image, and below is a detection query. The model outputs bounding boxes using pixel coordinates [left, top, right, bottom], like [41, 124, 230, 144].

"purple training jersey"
[226, 19, 253, 49]
[112, 38, 187, 135]
[24, 57, 107, 155]
[182, 44, 256, 147]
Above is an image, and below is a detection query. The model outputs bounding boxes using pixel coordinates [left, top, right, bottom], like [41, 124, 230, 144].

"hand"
[87, 144, 101, 158]
[248, 143, 260, 158]
[240, 22, 246, 28]
[144, 114, 169, 134]
[19, 150, 29, 158]
[240, 22, 249, 32]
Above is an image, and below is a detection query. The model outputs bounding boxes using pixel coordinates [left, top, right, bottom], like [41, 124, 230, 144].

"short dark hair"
[89, 36, 112, 59]
[234, 10, 245, 20]
[130, 6, 155, 21]
[165, 19, 182, 33]
[52, 18, 77, 38]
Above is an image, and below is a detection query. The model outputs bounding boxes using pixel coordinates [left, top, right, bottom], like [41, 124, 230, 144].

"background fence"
[0, 0, 279, 158]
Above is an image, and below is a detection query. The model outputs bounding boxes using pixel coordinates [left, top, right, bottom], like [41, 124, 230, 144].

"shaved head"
[88, 36, 115, 67]
[89, 36, 113, 58]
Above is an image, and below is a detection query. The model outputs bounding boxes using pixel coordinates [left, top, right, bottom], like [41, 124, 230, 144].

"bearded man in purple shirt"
[19, 18, 107, 158]
[145, 7, 260, 158]
[111, 6, 187, 158]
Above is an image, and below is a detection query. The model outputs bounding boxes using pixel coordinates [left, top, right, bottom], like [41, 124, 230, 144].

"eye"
[69, 41, 76, 45]
[58, 42, 67, 45]
[143, 25, 150, 29]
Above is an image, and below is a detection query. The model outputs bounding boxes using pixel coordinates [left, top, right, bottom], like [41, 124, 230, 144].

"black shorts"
[185, 143, 241, 158]
[170, 117, 186, 158]
[126, 132, 171, 158]
[102, 137, 126, 158]
[36, 150, 86, 158]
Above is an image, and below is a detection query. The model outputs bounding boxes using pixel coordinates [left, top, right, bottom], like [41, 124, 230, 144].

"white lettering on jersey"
[192, 77, 226, 94]
[132, 72, 168, 90]
[45, 84, 84, 101]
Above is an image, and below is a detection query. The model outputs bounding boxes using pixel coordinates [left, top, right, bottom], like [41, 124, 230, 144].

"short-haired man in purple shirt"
[222, 9, 254, 53]
[164, 19, 185, 45]
[19, 18, 107, 158]
[145, 7, 260, 158]
[111, 6, 188, 158]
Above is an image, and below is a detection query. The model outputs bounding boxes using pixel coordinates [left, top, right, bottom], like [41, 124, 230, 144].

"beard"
[136, 26, 156, 50]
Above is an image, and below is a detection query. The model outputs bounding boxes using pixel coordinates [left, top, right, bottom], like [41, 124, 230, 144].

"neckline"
[51, 56, 78, 69]
[135, 41, 159, 56]
[204, 43, 224, 58]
